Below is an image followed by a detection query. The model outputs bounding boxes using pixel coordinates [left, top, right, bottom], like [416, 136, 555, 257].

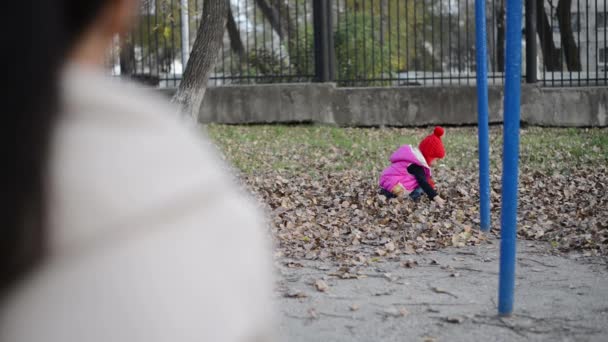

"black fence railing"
[108, 0, 608, 87]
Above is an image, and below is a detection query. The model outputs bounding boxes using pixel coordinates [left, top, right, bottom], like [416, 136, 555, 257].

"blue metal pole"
[475, 0, 491, 232]
[499, 0, 523, 316]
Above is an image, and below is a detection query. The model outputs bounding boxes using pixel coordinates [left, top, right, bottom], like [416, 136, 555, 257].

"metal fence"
[108, 0, 608, 87]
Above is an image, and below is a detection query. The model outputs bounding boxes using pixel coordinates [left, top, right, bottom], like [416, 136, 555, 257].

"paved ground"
[275, 240, 608, 342]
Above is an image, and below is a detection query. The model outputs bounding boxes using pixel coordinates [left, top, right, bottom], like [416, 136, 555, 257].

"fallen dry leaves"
[242, 163, 607, 263]
[209, 126, 608, 262]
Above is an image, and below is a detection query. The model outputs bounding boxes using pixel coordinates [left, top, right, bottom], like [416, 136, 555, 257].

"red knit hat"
[419, 126, 445, 165]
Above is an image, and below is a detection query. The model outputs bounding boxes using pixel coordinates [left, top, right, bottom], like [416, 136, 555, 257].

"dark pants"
[409, 187, 424, 201]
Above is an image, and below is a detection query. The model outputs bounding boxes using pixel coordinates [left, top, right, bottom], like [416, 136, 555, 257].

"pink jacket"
[379, 145, 432, 192]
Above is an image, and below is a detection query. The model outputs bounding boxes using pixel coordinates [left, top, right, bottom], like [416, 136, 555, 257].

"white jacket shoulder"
[0, 66, 275, 342]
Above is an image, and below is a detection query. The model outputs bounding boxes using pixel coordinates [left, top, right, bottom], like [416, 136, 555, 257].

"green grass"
[206, 125, 608, 176]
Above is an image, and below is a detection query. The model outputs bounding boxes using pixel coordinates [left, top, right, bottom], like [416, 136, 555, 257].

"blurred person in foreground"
[0, 1, 275, 341]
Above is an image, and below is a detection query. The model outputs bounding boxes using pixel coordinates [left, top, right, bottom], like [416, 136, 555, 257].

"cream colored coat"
[0, 65, 275, 342]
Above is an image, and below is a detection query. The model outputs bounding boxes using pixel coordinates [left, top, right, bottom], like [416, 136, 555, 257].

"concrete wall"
[192, 84, 608, 127]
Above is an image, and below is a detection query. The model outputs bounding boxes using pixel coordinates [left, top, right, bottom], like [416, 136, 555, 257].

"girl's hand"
[434, 196, 445, 206]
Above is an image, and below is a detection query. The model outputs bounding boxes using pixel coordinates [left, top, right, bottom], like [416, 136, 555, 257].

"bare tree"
[172, 0, 230, 119]
[254, 0, 307, 73]
[119, 33, 135, 77]
[536, 0, 561, 71]
[255, 0, 295, 41]
[556, 0, 582, 71]
[227, 6, 245, 59]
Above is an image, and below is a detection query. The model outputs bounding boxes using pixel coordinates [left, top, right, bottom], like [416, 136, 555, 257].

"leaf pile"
[518, 167, 608, 254]
[242, 164, 607, 263]
[208, 125, 608, 262]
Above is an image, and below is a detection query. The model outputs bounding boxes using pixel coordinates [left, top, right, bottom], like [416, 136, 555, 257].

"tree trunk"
[556, 0, 582, 71]
[255, 0, 294, 41]
[255, 0, 301, 72]
[119, 33, 135, 77]
[536, 0, 561, 71]
[227, 6, 245, 58]
[253, 0, 310, 74]
[272, 0, 295, 41]
[496, 0, 505, 71]
[172, 0, 229, 120]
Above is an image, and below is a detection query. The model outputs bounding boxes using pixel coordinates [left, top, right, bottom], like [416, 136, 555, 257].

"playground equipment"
[475, 0, 523, 316]
[498, 0, 524, 316]
[476, 0, 491, 233]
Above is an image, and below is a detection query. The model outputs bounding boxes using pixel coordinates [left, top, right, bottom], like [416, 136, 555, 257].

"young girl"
[379, 126, 446, 205]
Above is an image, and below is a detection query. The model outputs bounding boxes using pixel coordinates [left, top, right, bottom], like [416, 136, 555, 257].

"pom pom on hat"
[419, 126, 445, 165]
[434, 126, 444, 137]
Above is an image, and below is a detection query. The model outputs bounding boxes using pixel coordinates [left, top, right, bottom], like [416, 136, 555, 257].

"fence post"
[313, 0, 335, 82]
[525, 0, 537, 83]
[326, 0, 335, 82]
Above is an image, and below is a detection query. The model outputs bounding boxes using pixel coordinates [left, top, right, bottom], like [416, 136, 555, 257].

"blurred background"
[107, 0, 608, 88]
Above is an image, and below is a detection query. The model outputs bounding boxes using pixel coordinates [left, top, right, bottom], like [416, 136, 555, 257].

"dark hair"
[1, 1, 109, 293]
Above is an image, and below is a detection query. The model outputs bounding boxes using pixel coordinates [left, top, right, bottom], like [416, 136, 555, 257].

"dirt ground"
[206, 125, 608, 341]
[275, 239, 608, 342]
